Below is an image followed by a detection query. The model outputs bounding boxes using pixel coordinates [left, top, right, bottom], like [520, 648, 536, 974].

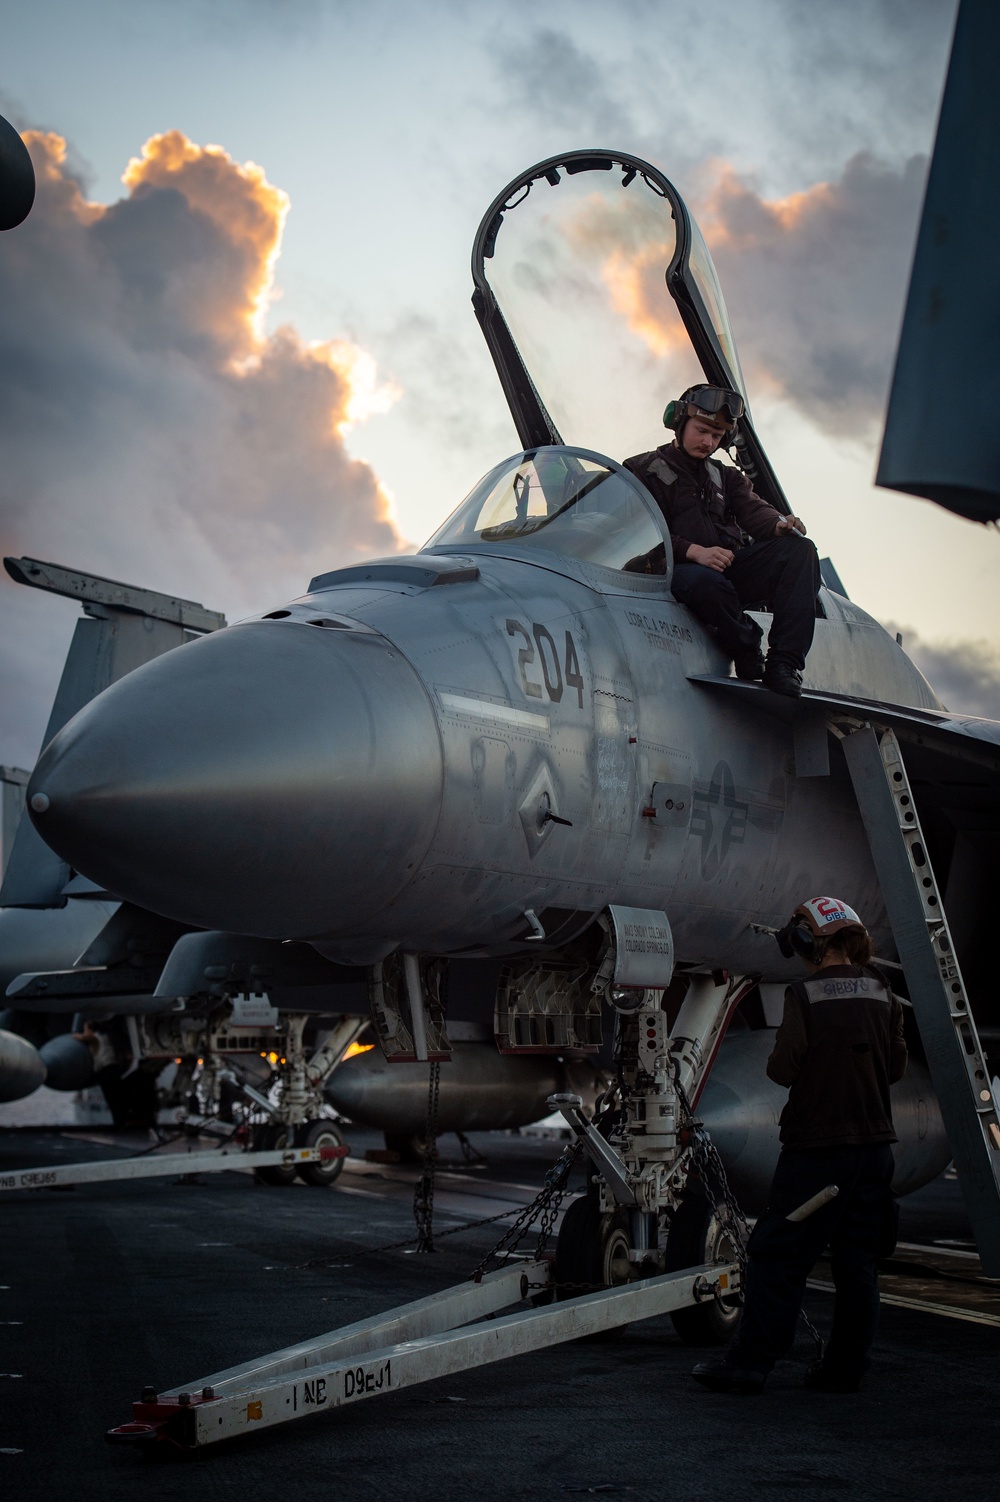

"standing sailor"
[692, 896, 908, 1393]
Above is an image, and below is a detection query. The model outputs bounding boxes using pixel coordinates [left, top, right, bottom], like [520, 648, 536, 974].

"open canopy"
[471, 150, 788, 514]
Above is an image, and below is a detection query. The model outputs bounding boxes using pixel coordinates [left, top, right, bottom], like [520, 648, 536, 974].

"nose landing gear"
[554, 1196, 635, 1296]
[551, 971, 753, 1343]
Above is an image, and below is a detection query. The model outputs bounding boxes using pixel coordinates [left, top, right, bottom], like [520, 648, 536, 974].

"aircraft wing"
[691, 674, 1000, 1032]
[690, 673, 1000, 768]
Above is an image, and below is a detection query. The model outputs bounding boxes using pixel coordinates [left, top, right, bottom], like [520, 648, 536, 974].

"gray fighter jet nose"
[27, 622, 442, 939]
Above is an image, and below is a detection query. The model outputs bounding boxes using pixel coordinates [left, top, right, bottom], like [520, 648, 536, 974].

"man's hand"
[774, 515, 807, 537]
[685, 543, 734, 572]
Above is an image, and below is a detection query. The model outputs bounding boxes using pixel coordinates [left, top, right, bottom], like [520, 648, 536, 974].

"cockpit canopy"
[425, 445, 670, 580]
[471, 150, 788, 515]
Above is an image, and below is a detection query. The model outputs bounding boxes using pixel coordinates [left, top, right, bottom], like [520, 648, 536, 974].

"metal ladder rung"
[839, 721, 1000, 1274]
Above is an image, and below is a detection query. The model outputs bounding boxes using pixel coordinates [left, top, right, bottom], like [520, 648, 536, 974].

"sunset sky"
[3, 0, 991, 769]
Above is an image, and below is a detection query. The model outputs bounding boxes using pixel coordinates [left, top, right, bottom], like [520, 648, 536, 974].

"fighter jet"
[19, 151, 1000, 1275]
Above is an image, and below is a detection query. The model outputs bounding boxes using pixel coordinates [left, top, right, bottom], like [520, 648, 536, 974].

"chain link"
[470, 1138, 583, 1282]
[413, 1060, 441, 1253]
[675, 1073, 824, 1358]
[675, 1074, 752, 1273]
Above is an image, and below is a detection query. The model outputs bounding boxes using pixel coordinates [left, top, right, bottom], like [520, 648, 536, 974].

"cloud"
[374, 312, 516, 456]
[888, 626, 1000, 721]
[490, 3, 954, 185]
[537, 151, 928, 442]
[0, 127, 403, 766]
[698, 153, 928, 437]
[485, 5, 944, 442]
[491, 27, 636, 144]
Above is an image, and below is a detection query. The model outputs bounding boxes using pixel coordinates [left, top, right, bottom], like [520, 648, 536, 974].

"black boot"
[728, 617, 764, 681]
[734, 647, 766, 681]
[763, 657, 803, 698]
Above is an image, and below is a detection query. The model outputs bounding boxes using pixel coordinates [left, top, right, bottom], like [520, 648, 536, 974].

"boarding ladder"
[835, 720, 1000, 1275]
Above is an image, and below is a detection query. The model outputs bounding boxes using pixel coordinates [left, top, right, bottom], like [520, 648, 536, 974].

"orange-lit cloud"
[560, 192, 688, 361]
[0, 128, 404, 766]
[122, 130, 288, 355]
[601, 244, 688, 361]
[574, 152, 926, 438]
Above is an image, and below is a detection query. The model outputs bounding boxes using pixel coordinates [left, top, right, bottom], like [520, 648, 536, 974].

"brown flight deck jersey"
[767, 964, 908, 1150]
[623, 440, 783, 564]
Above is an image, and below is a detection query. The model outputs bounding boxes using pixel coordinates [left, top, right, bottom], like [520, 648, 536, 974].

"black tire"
[555, 1194, 634, 1304]
[296, 1121, 346, 1187]
[665, 1195, 742, 1345]
[252, 1124, 298, 1186]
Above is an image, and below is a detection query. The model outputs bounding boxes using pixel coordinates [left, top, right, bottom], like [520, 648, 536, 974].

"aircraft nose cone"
[27, 622, 442, 939]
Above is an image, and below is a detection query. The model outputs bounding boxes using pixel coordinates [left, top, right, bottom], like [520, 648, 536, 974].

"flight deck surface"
[0, 1126, 996, 1501]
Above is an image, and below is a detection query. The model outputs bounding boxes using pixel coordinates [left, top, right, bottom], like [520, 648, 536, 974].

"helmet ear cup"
[789, 923, 819, 961]
[775, 921, 819, 961]
[663, 400, 681, 430]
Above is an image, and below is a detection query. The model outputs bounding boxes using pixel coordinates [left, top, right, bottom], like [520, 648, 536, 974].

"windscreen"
[483, 164, 744, 462]
[425, 447, 669, 576]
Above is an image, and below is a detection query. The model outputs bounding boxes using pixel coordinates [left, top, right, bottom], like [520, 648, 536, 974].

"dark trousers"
[672, 535, 821, 669]
[729, 1143, 896, 1379]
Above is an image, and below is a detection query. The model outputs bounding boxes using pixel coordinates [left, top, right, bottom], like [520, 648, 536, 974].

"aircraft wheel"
[554, 1193, 634, 1336]
[296, 1121, 346, 1187]
[665, 1195, 743, 1345]
[252, 1124, 297, 1186]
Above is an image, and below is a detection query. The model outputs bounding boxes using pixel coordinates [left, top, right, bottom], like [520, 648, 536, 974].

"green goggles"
[664, 385, 745, 432]
[686, 387, 744, 424]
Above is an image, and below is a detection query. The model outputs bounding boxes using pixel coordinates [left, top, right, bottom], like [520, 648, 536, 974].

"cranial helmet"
[663, 383, 745, 444]
[775, 896, 867, 962]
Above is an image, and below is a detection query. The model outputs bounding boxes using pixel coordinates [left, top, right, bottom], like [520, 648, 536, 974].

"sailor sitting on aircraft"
[623, 385, 820, 698]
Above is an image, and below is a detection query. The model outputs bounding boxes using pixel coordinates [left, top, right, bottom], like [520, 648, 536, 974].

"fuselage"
[25, 446, 943, 978]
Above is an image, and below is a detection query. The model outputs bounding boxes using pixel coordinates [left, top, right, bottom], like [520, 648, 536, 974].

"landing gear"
[252, 1121, 346, 1187]
[666, 1194, 743, 1345]
[546, 958, 755, 1351]
[252, 1124, 297, 1186]
[295, 1121, 346, 1186]
[554, 1194, 634, 1296]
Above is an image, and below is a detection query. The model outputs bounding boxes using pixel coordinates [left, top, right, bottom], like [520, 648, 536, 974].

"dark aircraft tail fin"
[877, 0, 1000, 521]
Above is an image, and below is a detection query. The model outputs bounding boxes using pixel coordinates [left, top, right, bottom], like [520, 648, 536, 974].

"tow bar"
[0, 1142, 348, 1193]
[106, 1255, 738, 1449]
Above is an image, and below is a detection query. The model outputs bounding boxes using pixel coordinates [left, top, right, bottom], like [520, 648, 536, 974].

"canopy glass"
[425, 446, 669, 577]
[479, 157, 747, 463]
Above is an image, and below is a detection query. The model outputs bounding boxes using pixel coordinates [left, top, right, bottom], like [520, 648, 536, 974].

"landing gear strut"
[247, 1014, 365, 1187]
[550, 954, 754, 1344]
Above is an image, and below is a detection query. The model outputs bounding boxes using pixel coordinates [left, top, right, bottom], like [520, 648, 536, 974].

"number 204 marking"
[506, 620, 584, 708]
